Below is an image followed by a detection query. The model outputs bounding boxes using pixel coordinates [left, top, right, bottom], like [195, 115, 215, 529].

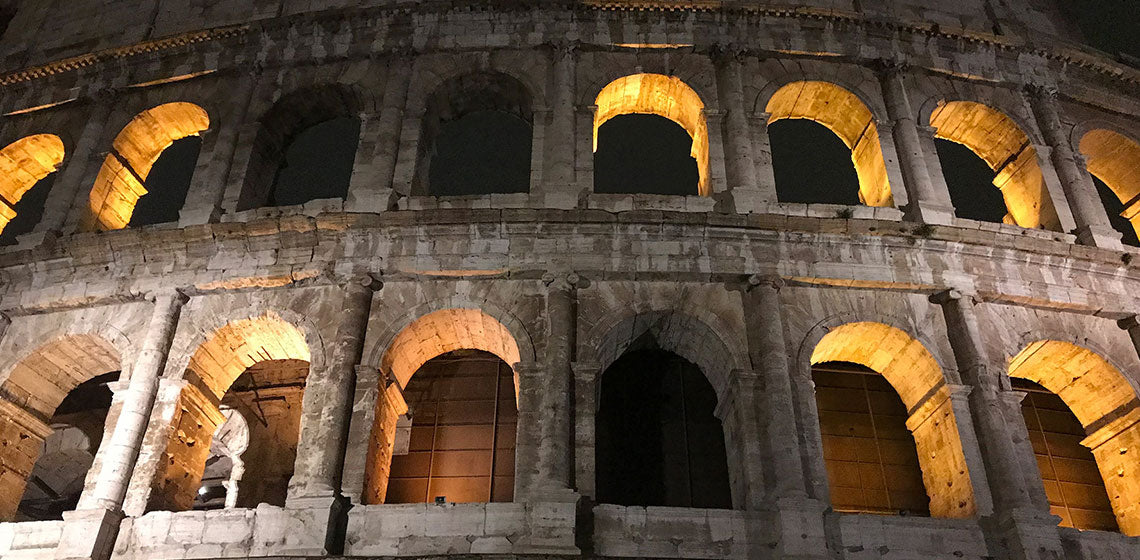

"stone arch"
[592, 74, 711, 196]
[0, 134, 64, 236]
[928, 100, 1060, 230]
[411, 71, 535, 196]
[0, 334, 121, 520]
[763, 81, 894, 207]
[1078, 128, 1140, 239]
[86, 102, 209, 231]
[149, 312, 313, 511]
[1008, 340, 1140, 534]
[804, 320, 979, 519]
[236, 83, 371, 210]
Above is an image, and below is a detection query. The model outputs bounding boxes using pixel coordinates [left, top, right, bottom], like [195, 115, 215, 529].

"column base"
[725, 188, 770, 214]
[55, 508, 124, 560]
[769, 497, 830, 559]
[1073, 223, 1123, 251]
[980, 507, 1064, 560]
[344, 187, 396, 213]
[272, 493, 348, 556]
[902, 199, 957, 226]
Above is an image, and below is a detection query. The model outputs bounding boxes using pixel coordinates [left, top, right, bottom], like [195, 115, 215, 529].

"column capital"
[344, 272, 383, 292]
[145, 287, 189, 305]
[709, 43, 749, 65]
[870, 57, 910, 78]
[547, 39, 581, 60]
[542, 271, 580, 291]
[747, 273, 784, 291]
[929, 288, 979, 305]
[1118, 315, 1140, 331]
[1023, 82, 1059, 100]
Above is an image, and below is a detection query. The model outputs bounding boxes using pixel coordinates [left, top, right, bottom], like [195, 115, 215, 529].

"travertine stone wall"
[2, 2, 1140, 560]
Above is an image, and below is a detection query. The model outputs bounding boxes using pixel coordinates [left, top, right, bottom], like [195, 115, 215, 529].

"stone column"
[346, 55, 412, 211]
[542, 41, 577, 193]
[517, 272, 578, 500]
[289, 275, 381, 502]
[876, 60, 955, 225]
[713, 45, 763, 213]
[932, 290, 1063, 560]
[743, 275, 808, 499]
[1026, 85, 1121, 249]
[40, 90, 115, 234]
[748, 112, 779, 202]
[571, 361, 601, 498]
[82, 290, 188, 511]
[713, 369, 766, 509]
[0, 311, 9, 344]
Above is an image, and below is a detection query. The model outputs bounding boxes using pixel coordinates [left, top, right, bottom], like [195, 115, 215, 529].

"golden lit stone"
[1080, 129, 1140, 237]
[593, 73, 710, 195]
[0, 134, 65, 235]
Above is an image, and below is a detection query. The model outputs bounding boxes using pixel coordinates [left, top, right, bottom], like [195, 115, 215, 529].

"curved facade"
[1, 2, 1140, 560]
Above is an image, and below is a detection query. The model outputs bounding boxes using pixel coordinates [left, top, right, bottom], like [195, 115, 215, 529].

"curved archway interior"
[810, 322, 975, 518]
[268, 116, 360, 207]
[768, 119, 861, 205]
[380, 308, 522, 391]
[88, 102, 209, 231]
[596, 349, 731, 508]
[386, 350, 516, 504]
[594, 114, 699, 195]
[929, 101, 1059, 230]
[765, 81, 893, 207]
[593, 74, 709, 196]
[0, 134, 64, 237]
[812, 360, 929, 516]
[1080, 129, 1140, 243]
[0, 335, 120, 521]
[1009, 340, 1140, 535]
[150, 314, 311, 512]
[932, 138, 1007, 223]
[418, 72, 533, 196]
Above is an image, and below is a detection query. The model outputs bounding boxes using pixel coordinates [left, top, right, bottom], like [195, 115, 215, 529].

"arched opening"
[932, 138, 1008, 224]
[765, 81, 893, 207]
[768, 119, 860, 205]
[1079, 129, 1140, 246]
[0, 134, 65, 244]
[87, 103, 208, 231]
[238, 86, 362, 210]
[810, 322, 977, 518]
[147, 315, 310, 512]
[594, 114, 699, 196]
[362, 308, 523, 505]
[385, 350, 516, 504]
[0, 334, 121, 521]
[417, 72, 533, 196]
[1009, 340, 1140, 534]
[596, 348, 731, 508]
[812, 361, 928, 516]
[929, 101, 1060, 229]
[592, 74, 709, 196]
[17, 372, 119, 520]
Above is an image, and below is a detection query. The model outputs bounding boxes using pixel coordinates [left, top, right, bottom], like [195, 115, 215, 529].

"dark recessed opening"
[594, 114, 699, 196]
[1092, 175, 1140, 247]
[269, 116, 360, 207]
[129, 136, 202, 227]
[769, 119, 860, 205]
[933, 138, 1007, 224]
[0, 172, 55, 245]
[428, 110, 531, 196]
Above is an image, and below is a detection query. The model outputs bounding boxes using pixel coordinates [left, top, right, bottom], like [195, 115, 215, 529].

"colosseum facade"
[1, 1, 1139, 559]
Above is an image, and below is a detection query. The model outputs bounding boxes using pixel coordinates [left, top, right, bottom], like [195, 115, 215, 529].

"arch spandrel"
[764, 81, 894, 207]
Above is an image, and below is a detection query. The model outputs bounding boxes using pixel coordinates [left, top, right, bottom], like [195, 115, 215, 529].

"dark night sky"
[3, 4, 1137, 245]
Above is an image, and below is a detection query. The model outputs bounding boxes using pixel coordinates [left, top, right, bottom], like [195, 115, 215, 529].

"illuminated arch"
[0, 334, 121, 520]
[1009, 340, 1140, 535]
[0, 134, 65, 235]
[929, 101, 1060, 230]
[380, 308, 522, 390]
[593, 74, 710, 196]
[811, 322, 978, 518]
[1079, 129, 1140, 239]
[765, 81, 893, 207]
[150, 313, 310, 511]
[87, 102, 209, 231]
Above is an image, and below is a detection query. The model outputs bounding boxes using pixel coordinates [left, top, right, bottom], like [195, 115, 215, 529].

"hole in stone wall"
[596, 348, 731, 509]
[268, 116, 360, 207]
[16, 371, 119, 521]
[769, 119, 861, 205]
[385, 350, 516, 504]
[427, 110, 531, 196]
[812, 361, 930, 517]
[0, 172, 54, 245]
[593, 114, 699, 196]
[933, 138, 1007, 224]
[128, 136, 201, 227]
[1012, 377, 1118, 532]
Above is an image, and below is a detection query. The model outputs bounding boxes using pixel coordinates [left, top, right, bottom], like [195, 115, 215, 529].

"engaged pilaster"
[712, 45, 763, 213]
[541, 41, 578, 195]
[1026, 84, 1121, 249]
